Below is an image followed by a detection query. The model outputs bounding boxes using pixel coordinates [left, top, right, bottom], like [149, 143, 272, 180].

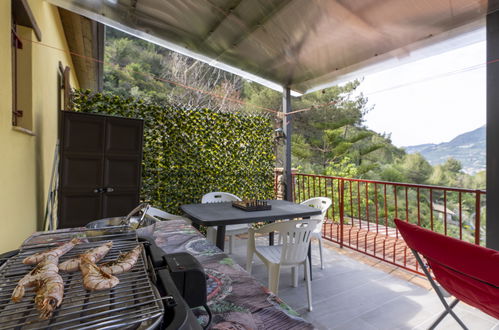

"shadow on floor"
[229, 236, 499, 330]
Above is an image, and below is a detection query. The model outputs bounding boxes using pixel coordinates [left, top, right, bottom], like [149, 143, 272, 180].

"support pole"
[94, 22, 105, 92]
[283, 87, 293, 201]
[487, 9, 499, 250]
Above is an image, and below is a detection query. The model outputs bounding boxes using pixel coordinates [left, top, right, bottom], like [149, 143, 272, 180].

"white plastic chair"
[246, 219, 320, 311]
[146, 205, 190, 221]
[201, 192, 248, 254]
[126, 204, 191, 229]
[300, 197, 332, 270]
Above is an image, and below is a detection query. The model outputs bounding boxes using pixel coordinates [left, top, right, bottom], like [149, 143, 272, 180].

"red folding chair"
[394, 219, 499, 330]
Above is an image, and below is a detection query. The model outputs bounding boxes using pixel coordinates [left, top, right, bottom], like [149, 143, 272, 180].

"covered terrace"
[4, 0, 499, 329]
[46, 0, 499, 249]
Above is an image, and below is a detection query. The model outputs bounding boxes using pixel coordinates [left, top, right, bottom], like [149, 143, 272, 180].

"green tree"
[103, 27, 487, 191]
[104, 29, 244, 110]
[443, 158, 462, 173]
[377, 164, 406, 182]
[399, 153, 433, 184]
[471, 171, 486, 189]
[325, 156, 359, 178]
[241, 81, 282, 113]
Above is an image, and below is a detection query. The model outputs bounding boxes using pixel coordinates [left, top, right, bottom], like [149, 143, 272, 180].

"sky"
[358, 35, 486, 148]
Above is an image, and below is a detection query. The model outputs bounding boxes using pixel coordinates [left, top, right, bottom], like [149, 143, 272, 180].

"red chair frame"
[394, 219, 499, 329]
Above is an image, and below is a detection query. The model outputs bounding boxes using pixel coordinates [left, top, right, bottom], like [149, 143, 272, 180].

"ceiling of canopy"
[46, 0, 497, 94]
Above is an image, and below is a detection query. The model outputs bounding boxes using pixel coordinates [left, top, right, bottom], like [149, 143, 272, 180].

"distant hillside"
[404, 126, 485, 174]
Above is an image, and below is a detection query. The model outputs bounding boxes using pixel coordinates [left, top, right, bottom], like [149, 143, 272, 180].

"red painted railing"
[290, 173, 486, 274]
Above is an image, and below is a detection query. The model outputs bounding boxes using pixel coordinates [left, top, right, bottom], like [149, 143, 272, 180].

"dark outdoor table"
[181, 199, 322, 279]
[181, 199, 322, 249]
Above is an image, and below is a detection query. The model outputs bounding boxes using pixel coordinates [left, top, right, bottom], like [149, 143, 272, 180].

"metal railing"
[290, 173, 486, 274]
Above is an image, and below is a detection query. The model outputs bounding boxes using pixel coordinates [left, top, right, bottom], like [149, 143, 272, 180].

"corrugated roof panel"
[46, 0, 496, 94]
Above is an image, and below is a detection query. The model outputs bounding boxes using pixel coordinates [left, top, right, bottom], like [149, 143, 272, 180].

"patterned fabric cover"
[137, 220, 314, 330]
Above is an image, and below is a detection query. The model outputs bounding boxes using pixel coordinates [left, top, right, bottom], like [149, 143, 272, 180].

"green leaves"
[72, 90, 275, 213]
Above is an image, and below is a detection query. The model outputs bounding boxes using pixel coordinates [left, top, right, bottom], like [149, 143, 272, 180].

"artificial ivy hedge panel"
[72, 90, 275, 213]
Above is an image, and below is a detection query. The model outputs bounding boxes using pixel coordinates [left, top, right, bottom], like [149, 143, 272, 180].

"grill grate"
[0, 230, 163, 329]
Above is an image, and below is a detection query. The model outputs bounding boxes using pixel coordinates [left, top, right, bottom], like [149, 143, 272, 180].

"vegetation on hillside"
[102, 27, 486, 241]
[104, 28, 484, 188]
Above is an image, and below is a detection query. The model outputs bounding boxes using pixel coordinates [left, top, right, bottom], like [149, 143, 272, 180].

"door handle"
[93, 187, 114, 193]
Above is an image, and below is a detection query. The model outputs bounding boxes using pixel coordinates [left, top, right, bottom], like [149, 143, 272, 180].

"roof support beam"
[282, 87, 293, 202]
[488, 7, 499, 250]
[486, 9, 499, 250]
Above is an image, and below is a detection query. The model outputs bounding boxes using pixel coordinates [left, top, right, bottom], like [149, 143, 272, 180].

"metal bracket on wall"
[13, 110, 23, 117]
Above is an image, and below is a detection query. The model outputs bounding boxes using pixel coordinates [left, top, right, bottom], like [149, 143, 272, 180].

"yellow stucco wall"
[0, 1, 79, 253]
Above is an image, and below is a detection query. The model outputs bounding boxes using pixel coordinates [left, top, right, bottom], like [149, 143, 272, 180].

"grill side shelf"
[156, 269, 201, 330]
[138, 235, 202, 330]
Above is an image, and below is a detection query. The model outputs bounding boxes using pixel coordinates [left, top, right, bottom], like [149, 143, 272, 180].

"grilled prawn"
[80, 255, 119, 291]
[23, 238, 80, 265]
[59, 241, 113, 272]
[12, 255, 64, 319]
[100, 245, 142, 275]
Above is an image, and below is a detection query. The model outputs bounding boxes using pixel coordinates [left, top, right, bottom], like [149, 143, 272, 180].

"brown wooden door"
[58, 111, 143, 228]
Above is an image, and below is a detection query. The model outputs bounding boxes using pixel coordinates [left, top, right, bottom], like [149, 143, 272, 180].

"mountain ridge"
[404, 125, 485, 174]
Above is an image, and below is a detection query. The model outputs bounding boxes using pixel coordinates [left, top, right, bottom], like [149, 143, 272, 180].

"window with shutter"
[11, 0, 41, 132]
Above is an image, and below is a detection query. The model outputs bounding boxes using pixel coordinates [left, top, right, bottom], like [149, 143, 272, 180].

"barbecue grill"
[0, 229, 200, 329]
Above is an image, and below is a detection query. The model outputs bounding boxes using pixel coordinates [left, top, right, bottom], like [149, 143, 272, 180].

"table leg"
[216, 225, 226, 251]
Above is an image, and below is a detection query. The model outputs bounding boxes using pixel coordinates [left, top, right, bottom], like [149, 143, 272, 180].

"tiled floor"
[229, 236, 499, 330]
